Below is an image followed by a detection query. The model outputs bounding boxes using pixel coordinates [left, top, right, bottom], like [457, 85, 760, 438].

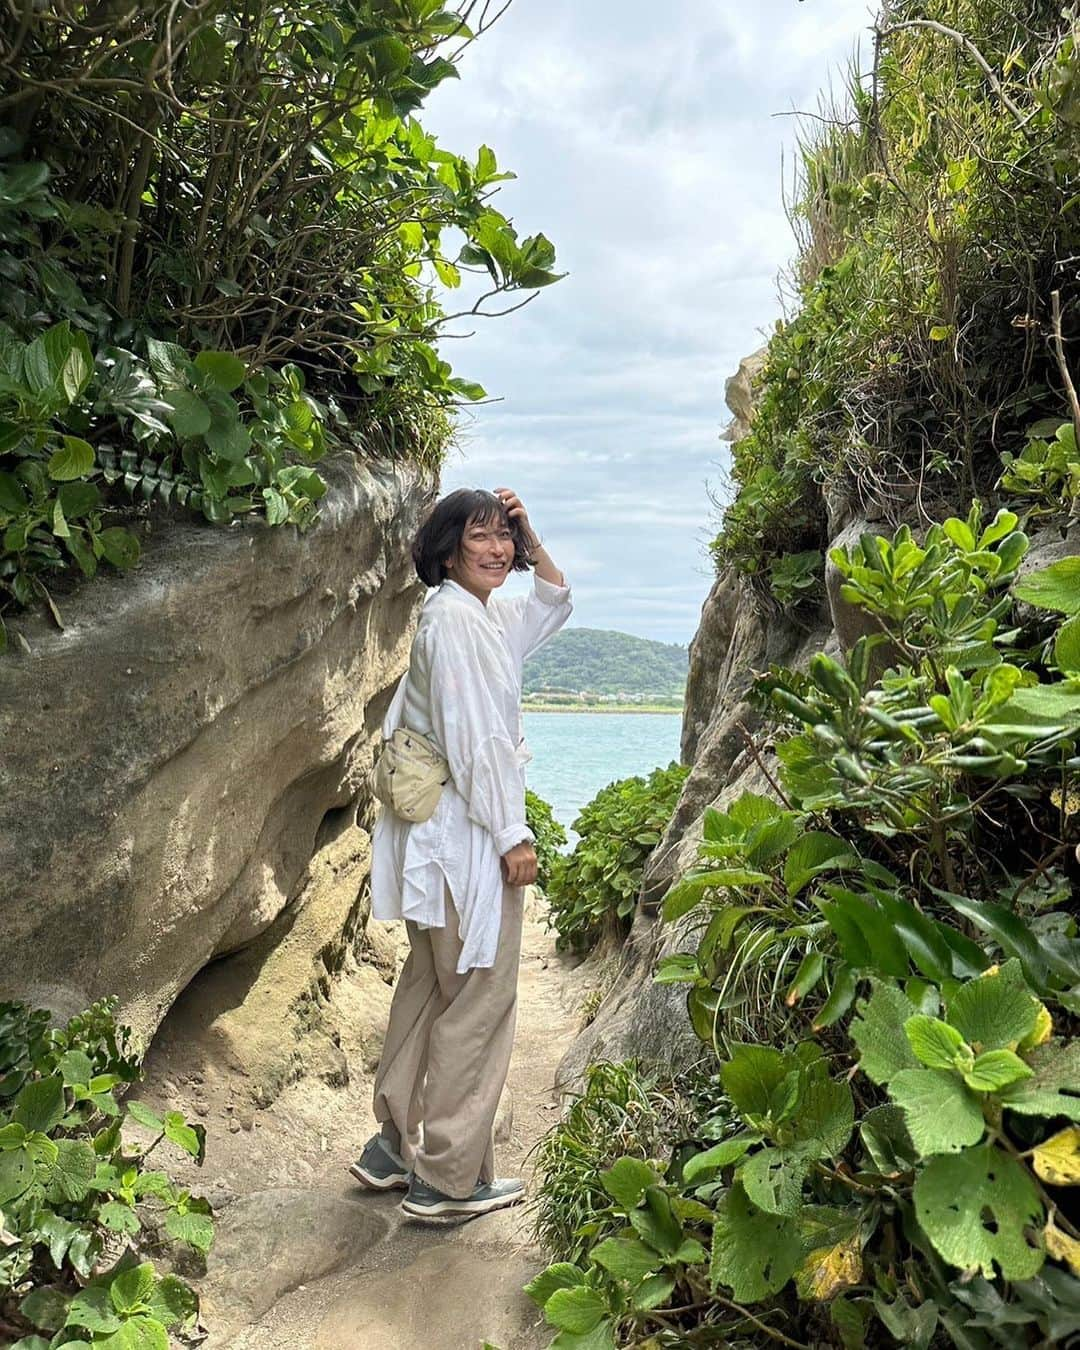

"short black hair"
[412, 488, 534, 588]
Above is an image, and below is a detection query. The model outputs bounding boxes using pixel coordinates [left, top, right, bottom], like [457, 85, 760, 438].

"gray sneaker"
[400, 1174, 525, 1219]
[348, 1134, 410, 1190]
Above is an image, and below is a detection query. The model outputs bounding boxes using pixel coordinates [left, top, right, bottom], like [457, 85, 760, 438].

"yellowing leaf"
[1018, 1003, 1053, 1053]
[795, 1235, 862, 1301]
[1045, 1214, 1080, 1276]
[1032, 1128, 1080, 1187]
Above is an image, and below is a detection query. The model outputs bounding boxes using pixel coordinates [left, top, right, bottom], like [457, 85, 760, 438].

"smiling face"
[444, 509, 516, 601]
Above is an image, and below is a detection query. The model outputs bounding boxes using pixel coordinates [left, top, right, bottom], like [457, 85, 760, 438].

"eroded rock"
[0, 454, 433, 1046]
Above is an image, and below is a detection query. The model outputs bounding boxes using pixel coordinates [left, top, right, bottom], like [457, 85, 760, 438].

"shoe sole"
[400, 1190, 525, 1220]
[348, 1162, 410, 1191]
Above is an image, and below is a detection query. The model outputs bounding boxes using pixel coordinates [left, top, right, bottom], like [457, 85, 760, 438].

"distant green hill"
[524, 628, 688, 701]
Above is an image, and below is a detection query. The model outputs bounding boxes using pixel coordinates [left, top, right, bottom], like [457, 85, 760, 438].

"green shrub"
[545, 763, 688, 954]
[0, 999, 211, 1348]
[711, 0, 1080, 575]
[528, 508, 1080, 1347]
[0, 3, 561, 648]
[531, 1062, 691, 1266]
[525, 790, 567, 893]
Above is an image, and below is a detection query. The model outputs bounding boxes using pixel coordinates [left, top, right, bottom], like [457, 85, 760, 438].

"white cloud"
[427, 0, 870, 641]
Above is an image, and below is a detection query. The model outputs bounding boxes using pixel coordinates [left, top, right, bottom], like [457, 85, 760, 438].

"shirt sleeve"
[424, 616, 534, 857]
[493, 571, 574, 666]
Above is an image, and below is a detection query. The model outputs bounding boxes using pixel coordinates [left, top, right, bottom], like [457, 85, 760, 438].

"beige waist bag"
[373, 727, 451, 823]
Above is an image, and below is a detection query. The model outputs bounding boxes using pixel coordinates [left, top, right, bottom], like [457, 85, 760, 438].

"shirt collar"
[441, 578, 489, 613]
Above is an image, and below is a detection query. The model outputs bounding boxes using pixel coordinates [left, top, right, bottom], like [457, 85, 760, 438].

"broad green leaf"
[948, 962, 1039, 1051]
[740, 1145, 811, 1216]
[543, 1286, 607, 1335]
[682, 1135, 756, 1183]
[98, 1199, 140, 1234]
[66, 1285, 121, 1333]
[18, 1287, 68, 1332]
[850, 983, 918, 1085]
[590, 1236, 660, 1283]
[110, 1262, 155, 1314]
[194, 350, 246, 393]
[146, 337, 191, 388]
[164, 389, 211, 439]
[145, 1274, 198, 1330]
[1055, 615, 1080, 671]
[709, 1183, 801, 1301]
[999, 1040, 1080, 1120]
[792, 1075, 855, 1159]
[914, 1144, 1044, 1280]
[1014, 558, 1080, 615]
[24, 322, 92, 403]
[631, 1273, 676, 1310]
[662, 869, 771, 921]
[860, 1104, 917, 1175]
[904, 1015, 969, 1070]
[524, 1263, 586, 1308]
[98, 527, 140, 570]
[34, 1211, 82, 1269]
[889, 1069, 985, 1154]
[784, 832, 855, 895]
[14, 1074, 65, 1134]
[628, 1186, 682, 1255]
[653, 954, 699, 985]
[165, 1208, 214, 1254]
[962, 1049, 1032, 1093]
[720, 1045, 798, 1124]
[0, 1148, 34, 1204]
[47, 436, 94, 482]
[1031, 1126, 1080, 1186]
[95, 1317, 169, 1350]
[47, 1139, 96, 1203]
[262, 486, 289, 526]
[600, 1157, 657, 1211]
[549, 1323, 615, 1350]
[125, 1101, 164, 1133]
[164, 1112, 205, 1155]
[934, 891, 1050, 988]
[58, 1050, 93, 1086]
[813, 963, 858, 1030]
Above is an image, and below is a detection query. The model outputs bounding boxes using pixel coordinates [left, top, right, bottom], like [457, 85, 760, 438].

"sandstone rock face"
[559, 567, 832, 1085]
[0, 454, 432, 1050]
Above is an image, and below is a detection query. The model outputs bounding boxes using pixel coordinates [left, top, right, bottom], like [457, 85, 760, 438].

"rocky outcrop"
[0, 453, 433, 1070]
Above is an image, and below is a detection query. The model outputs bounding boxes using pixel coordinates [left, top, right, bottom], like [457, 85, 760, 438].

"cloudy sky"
[426, 0, 872, 644]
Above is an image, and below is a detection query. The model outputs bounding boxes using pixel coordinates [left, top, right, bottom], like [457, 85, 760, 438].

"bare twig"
[877, 19, 1028, 125]
[1050, 290, 1080, 457]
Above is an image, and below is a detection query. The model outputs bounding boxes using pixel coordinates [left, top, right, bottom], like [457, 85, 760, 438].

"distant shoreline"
[523, 704, 683, 715]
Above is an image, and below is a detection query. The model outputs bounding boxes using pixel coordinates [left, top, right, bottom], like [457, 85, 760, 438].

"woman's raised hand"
[501, 840, 538, 887]
[494, 487, 537, 547]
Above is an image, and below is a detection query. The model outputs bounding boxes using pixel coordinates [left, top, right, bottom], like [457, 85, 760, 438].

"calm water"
[523, 712, 683, 841]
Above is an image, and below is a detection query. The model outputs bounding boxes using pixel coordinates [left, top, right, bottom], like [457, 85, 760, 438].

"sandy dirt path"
[140, 895, 588, 1350]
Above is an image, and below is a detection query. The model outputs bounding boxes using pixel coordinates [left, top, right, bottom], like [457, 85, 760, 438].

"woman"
[352, 486, 571, 1219]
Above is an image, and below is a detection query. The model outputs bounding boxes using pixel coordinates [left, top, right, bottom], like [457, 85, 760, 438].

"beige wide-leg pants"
[372, 885, 524, 1199]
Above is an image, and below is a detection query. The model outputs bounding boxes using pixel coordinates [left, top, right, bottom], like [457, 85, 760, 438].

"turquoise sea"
[523, 711, 683, 841]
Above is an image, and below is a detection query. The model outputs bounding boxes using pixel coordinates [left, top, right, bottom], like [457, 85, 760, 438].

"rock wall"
[558, 354, 833, 1085]
[0, 453, 433, 1073]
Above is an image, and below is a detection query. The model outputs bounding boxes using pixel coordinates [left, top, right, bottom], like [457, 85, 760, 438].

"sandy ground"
[138, 893, 592, 1350]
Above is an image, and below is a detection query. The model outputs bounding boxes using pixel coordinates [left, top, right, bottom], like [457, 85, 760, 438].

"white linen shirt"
[370, 572, 573, 972]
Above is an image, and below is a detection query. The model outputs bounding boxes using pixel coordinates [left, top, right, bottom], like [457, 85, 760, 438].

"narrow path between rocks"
[141, 894, 589, 1350]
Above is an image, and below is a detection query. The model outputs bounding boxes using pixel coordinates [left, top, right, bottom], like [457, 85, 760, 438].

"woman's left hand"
[494, 487, 537, 547]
